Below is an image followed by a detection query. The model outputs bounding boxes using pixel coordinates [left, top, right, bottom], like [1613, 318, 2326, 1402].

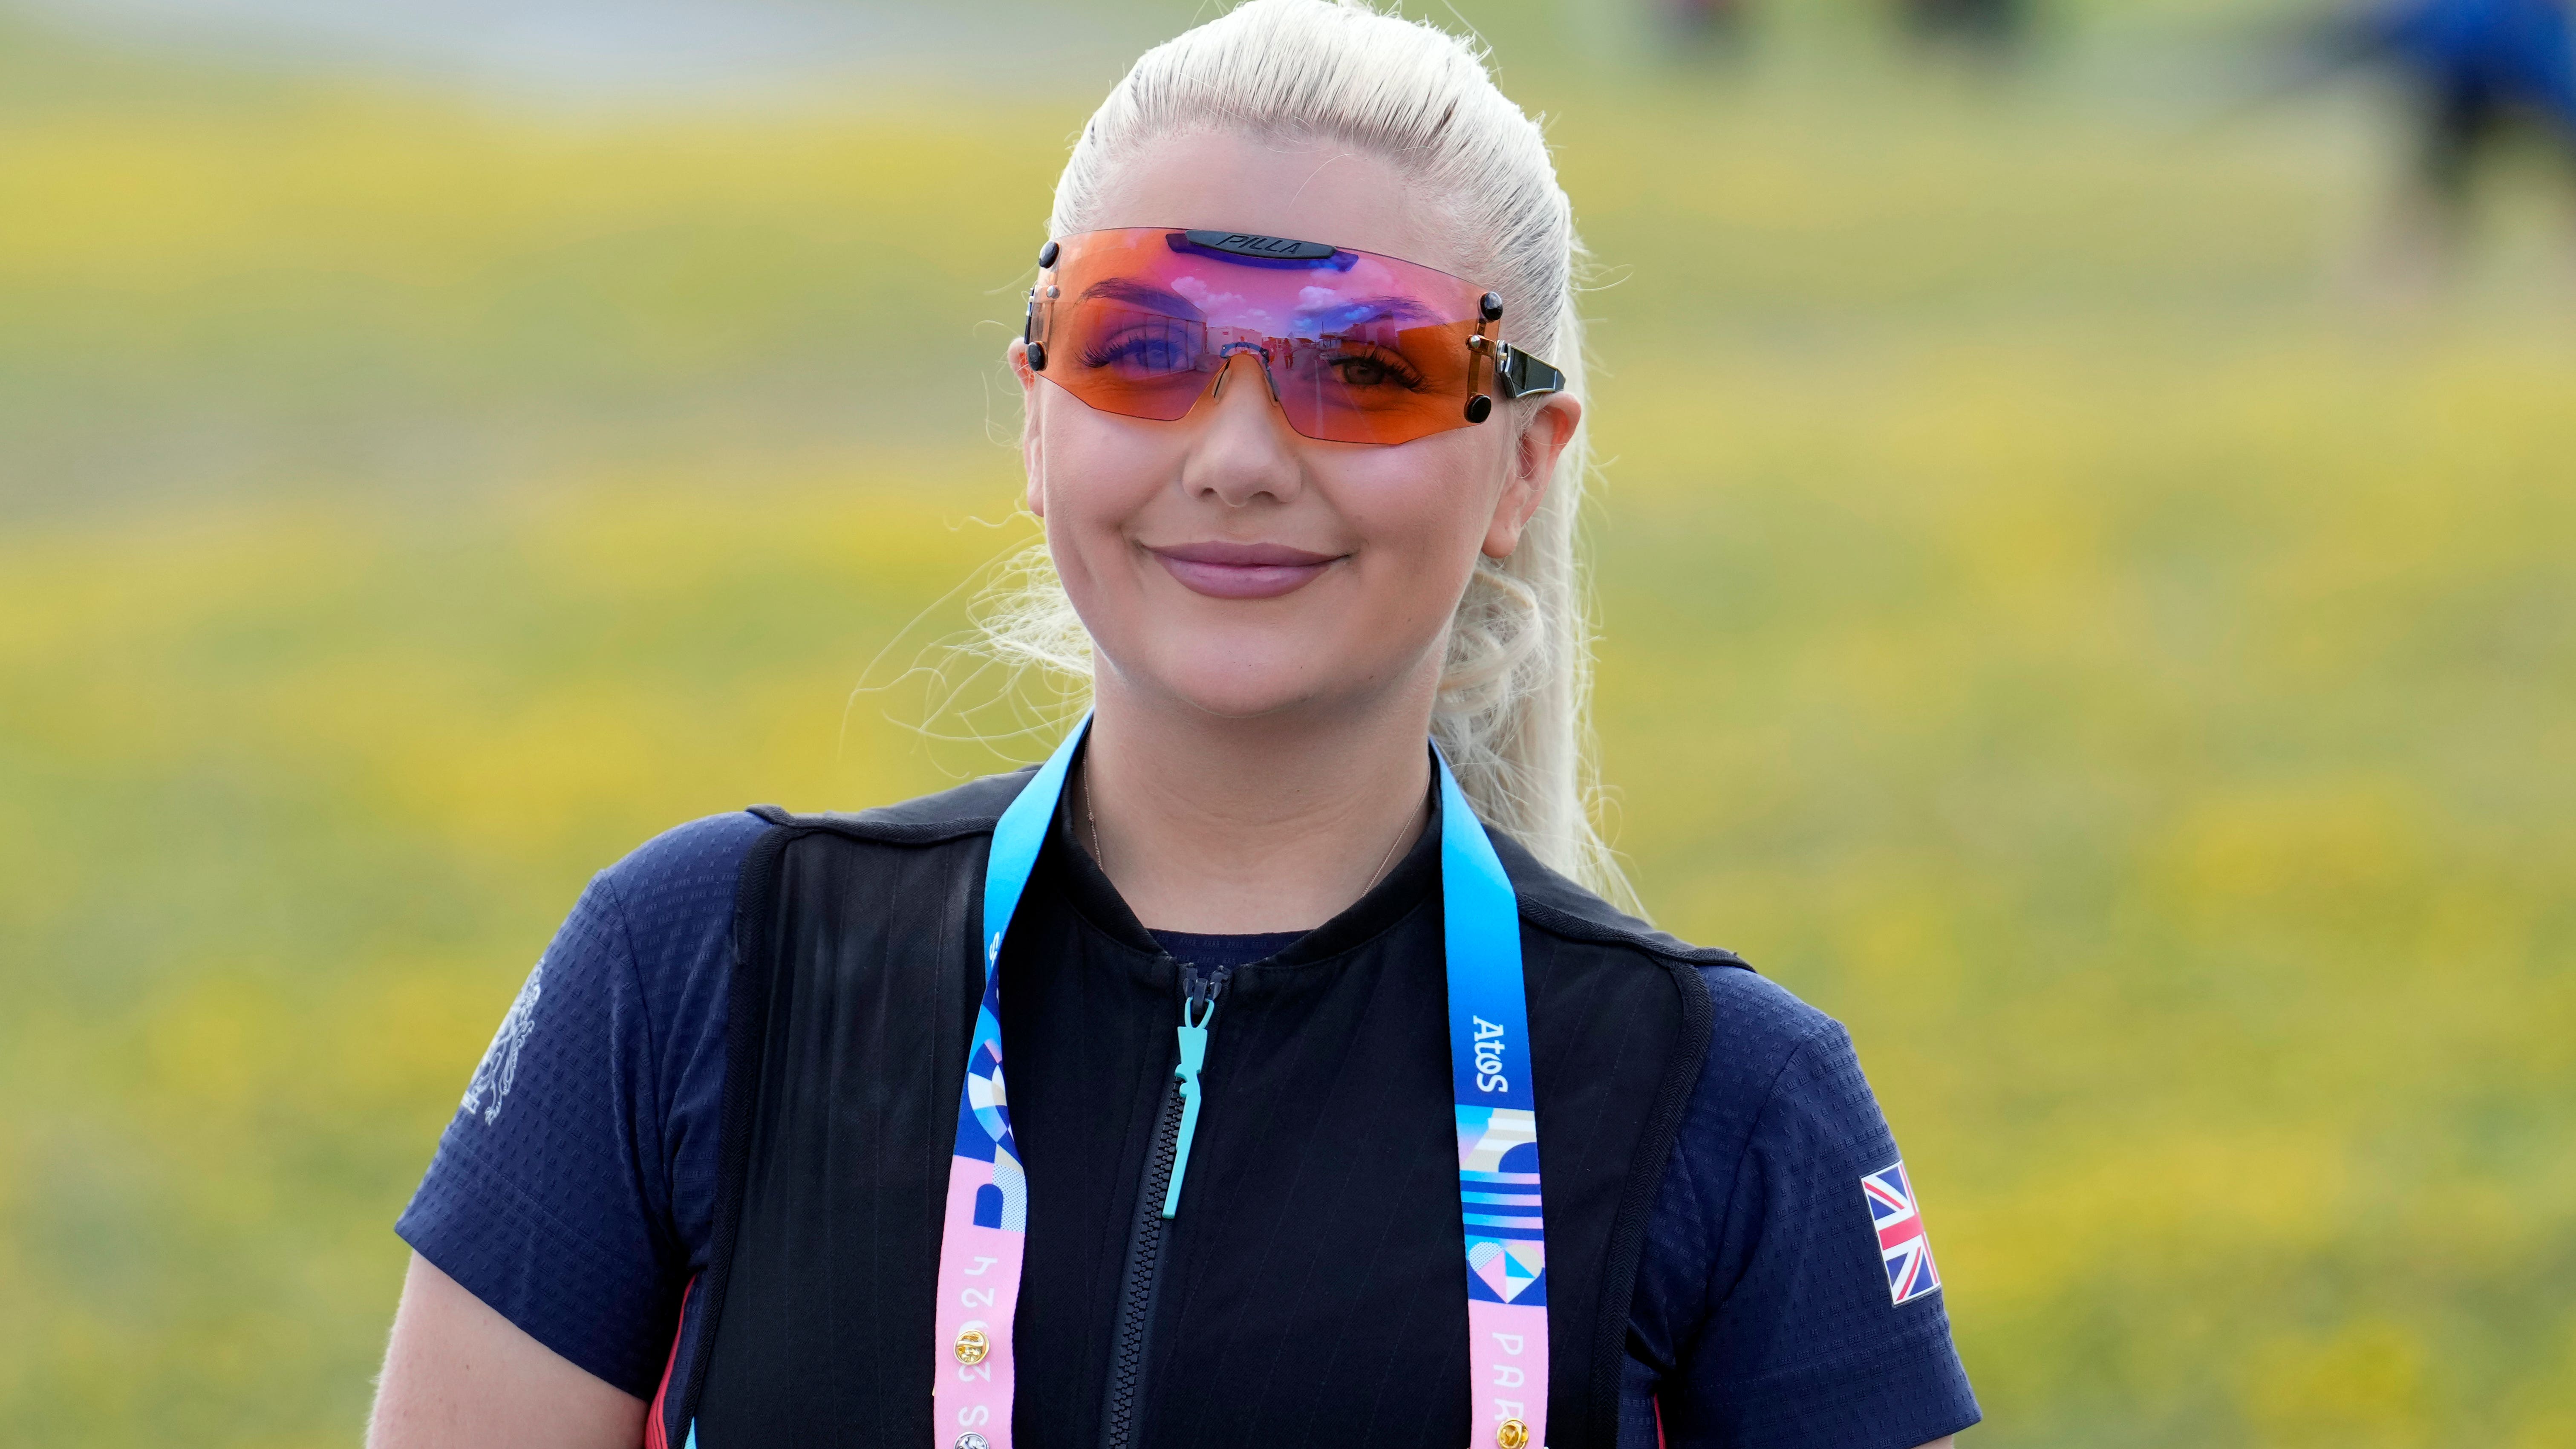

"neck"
[1080, 670, 1436, 935]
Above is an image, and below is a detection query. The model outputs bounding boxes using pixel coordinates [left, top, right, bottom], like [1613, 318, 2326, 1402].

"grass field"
[3, 4, 2574, 1444]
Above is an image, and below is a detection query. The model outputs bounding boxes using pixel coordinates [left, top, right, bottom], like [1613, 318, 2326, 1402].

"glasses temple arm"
[1491, 343, 1566, 400]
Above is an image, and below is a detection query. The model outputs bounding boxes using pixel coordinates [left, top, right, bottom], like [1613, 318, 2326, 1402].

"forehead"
[1084, 130, 1467, 280]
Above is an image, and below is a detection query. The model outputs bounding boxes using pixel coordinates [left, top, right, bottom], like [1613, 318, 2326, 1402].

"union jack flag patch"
[1862, 1161, 1941, 1306]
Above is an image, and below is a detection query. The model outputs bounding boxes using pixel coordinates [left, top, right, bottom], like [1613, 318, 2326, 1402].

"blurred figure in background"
[1662, 0, 1753, 57]
[1897, 0, 2031, 57]
[2374, 0, 2576, 211]
[2293, 0, 2576, 259]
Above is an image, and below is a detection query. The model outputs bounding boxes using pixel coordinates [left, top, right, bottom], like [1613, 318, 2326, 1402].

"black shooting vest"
[655, 769, 1733, 1449]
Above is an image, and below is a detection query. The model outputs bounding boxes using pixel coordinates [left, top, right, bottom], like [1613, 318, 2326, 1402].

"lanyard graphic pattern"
[929, 719, 1549, 1449]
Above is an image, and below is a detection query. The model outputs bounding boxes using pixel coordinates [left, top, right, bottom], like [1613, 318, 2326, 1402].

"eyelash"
[1081, 332, 1194, 370]
[1076, 329, 1428, 391]
[1321, 343, 1427, 390]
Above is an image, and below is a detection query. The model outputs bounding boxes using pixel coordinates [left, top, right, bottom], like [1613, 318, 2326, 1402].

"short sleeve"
[395, 813, 759, 1397]
[1650, 1010, 1979, 1449]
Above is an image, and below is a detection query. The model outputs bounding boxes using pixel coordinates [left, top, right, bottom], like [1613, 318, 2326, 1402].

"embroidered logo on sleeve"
[1862, 1160, 1941, 1305]
[461, 960, 542, 1126]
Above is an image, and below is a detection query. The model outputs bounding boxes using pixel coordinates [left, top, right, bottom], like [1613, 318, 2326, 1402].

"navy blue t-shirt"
[398, 813, 1978, 1449]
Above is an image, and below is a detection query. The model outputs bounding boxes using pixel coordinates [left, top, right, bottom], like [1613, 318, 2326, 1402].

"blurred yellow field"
[3, 8, 2573, 1446]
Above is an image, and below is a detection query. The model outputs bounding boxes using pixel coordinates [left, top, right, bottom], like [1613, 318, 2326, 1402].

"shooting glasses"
[1022, 228, 1566, 447]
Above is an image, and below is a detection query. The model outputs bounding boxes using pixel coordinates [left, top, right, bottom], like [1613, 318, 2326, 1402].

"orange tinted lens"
[1270, 317, 1482, 445]
[1051, 297, 1213, 422]
[1029, 229, 1489, 445]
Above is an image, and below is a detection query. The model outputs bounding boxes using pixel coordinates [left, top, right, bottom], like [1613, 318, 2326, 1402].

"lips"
[1148, 540, 1343, 599]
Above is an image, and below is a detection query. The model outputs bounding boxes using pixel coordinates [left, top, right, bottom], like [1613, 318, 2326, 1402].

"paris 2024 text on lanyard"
[933, 718, 1551, 1449]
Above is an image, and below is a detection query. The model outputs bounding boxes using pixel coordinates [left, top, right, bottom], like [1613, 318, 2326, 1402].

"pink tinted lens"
[1030, 229, 1489, 444]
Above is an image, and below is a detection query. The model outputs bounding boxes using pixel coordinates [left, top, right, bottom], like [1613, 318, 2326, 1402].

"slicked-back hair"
[985, 0, 1634, 912]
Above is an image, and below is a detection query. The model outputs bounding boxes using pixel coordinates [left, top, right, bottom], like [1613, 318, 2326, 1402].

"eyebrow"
[1298, 294, 1443, 328]
[1077, 277, 1206, 320]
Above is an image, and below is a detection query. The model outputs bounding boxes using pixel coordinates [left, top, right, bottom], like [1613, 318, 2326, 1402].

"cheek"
[1338, 434, 1503, 574]
[1036, 405, 1168, 564]
[1312, 436, 1509, 658]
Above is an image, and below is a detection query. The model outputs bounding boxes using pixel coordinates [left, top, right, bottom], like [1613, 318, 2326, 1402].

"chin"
[1122, 635, 1382, 722]
[1158, 665, 1333, 722]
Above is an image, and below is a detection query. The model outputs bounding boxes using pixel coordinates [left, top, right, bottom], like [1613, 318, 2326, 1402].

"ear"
[1482, 393, 1581, 560]
[1010, 338, 1046, 517]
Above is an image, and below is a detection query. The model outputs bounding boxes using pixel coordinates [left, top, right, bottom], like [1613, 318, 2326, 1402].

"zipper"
[1100, 961, 1229, 1449]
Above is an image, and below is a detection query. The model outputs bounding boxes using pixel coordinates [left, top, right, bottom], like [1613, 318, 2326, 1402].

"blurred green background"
[3, 0, 2573, 1443]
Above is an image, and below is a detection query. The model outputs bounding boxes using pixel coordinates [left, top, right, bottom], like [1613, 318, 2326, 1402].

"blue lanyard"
[924, 716, 1552, 1449]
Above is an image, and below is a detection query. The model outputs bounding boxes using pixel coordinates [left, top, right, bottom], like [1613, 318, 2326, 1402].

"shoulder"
[598, 810, 774, 909]
[1487, 830, 1833, 1045]
[746, 766, 1039, 847]
[555, 811, 777, 1038]
[607, 765, 1042, 898]
[1671, 967, 1891, 1215]
[1486, 829, 1748, 973]
[1480, 828, 1846, 1064]
[589, 768, 1043, 988]
[1485, 829, 1839, 1072]
[1483, 831, 1855, 1127]
[1693, 965, 1847, 1105]
[590, 771, 1040, 948]
[588, 771, 1043, 963]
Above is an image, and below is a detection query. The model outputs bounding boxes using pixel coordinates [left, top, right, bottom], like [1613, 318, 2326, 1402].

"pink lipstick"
[1149, 540, 1342, 599]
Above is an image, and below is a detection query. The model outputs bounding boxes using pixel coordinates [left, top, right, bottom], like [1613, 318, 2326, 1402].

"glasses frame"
[1021, 228, 1564, 444]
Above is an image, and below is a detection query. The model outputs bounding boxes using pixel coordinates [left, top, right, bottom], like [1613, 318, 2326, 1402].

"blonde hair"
[982, 0, 1636, 912]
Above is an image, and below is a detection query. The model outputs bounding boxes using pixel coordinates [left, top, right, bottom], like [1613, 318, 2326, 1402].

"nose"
[1181, 350, 1303, 508]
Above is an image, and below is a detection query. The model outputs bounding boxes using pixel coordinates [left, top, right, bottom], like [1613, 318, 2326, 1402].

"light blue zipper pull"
[1161, 990, 1217, 1219]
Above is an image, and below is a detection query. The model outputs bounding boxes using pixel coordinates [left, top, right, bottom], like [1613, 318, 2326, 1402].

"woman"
[369, 4, 1979, 1446]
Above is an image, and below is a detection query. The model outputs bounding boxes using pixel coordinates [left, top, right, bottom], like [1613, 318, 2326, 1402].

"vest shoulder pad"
[1485, 828, 1752, 972]
[747, 766, 1038, 846]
